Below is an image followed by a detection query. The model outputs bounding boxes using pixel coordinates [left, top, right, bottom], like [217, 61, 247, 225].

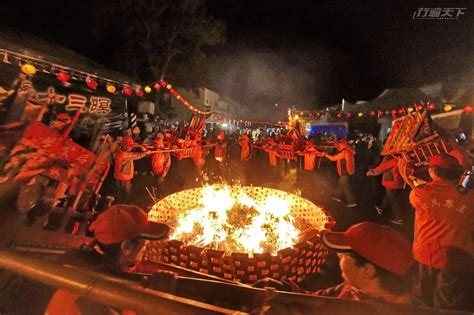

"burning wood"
[147, 185, 333, 283]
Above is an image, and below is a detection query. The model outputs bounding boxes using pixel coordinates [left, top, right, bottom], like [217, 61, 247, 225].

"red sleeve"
[372, 158, 397, 174]
[409, 188, 422, 209]
[325, 151, 345, 161]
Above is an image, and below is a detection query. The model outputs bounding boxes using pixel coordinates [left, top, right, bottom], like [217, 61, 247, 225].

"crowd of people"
[2, 107, 472, 314]
[99, 120, 473, 313]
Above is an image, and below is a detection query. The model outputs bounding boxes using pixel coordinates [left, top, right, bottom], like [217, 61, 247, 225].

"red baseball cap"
[321, 222, 415, 276]
[429, 154, 462, 170]
[89, 204, 169, 245]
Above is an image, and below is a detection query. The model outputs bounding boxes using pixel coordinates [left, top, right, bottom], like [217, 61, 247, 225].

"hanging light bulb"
[57, 72, 70, 82]
[86, 77, 98, 89]
[122, 86, 132, 96]
[428, 103, 437, 110]
[443, 104, 453, 112]
[21, 64, 37, 76]
[106, 84, 116, 93]
[358, 112, 363, 117]
[144, 86, 152, 93]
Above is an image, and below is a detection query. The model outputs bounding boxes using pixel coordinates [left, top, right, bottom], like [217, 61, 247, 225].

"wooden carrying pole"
[0, 249, 243, 315]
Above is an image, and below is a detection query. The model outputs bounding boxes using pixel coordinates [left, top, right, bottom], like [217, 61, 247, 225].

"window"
[205, 98, 210, 105]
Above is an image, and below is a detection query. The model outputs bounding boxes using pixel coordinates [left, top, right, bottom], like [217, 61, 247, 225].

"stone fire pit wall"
[146, 186, 334, 284]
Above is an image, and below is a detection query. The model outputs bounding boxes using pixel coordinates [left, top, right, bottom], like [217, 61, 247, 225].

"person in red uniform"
[45, 204, 169, 315]
[367, 154, 410, 225]
[114, 135, 148, 199]
[238, 134, 252, 161]
[323, 139, 357, 207]
[256, 222, 420, 306]
[263, 136, 278, 167]
[214, 130, 227, 162]
[298, 139, 323, 171]
[150, 133, 171, 189]
[192, 133, 206, 172]
[214, 131, 228, 179]
[409, 154, 474, 311]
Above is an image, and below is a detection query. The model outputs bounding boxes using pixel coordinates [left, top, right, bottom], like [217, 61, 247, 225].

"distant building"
[171, 87, 246, 123]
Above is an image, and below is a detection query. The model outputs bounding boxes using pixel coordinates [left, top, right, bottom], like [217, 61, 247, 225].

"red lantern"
[337, 113, 343, 118]
[427, 103, 436, 110]
[391, 109, 397, 115]
[154, 83, 161, 90]
[160, 81, 167, 87]
[397, 108, 404, 114]
[122, 86, 132, 96]
[346, 112, 352, 118]
[378, 110, 384, 116]
[416, 105, 423, 111]
[463, 106, 473, 113]
[369, 111, 375, 116]
[57, 72, 70, 82]
[86, 78, 98, 89]
[136, 89, 144, 97]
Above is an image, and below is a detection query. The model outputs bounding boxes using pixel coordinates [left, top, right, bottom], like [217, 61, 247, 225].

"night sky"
[0, 0, 473, 117]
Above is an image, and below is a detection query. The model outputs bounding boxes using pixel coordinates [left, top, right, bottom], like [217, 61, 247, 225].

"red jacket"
[114, 150, 146, 181]
[298, 144, 322, 171]
[325, 145, 356, 176]
[409, 179, 474, 270]
[371, 155, 405, 189]
[238, 138, 252, 161]
[151, 151, 171, 177]
[214, 140, 227, 162]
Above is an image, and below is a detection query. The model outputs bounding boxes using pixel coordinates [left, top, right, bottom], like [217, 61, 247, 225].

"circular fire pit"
[147, 185, 334, 284]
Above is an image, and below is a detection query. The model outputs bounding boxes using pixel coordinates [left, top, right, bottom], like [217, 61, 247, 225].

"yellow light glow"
[443, 104, 453, 112]
[106, 84, 116, 93]
[165, 185, 304, 255]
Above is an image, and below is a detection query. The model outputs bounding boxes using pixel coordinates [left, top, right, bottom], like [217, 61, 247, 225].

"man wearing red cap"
[255, 222, 420, 306]
[323, 139, 357, 207]
[408, 154, 474, 310]
[45, 204, 169, 314]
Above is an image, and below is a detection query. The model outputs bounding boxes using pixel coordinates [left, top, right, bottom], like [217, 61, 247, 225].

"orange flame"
[170, 185, 301, 255]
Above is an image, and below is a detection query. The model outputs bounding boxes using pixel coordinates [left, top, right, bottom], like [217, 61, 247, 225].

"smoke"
[209, 47, 333, 121]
